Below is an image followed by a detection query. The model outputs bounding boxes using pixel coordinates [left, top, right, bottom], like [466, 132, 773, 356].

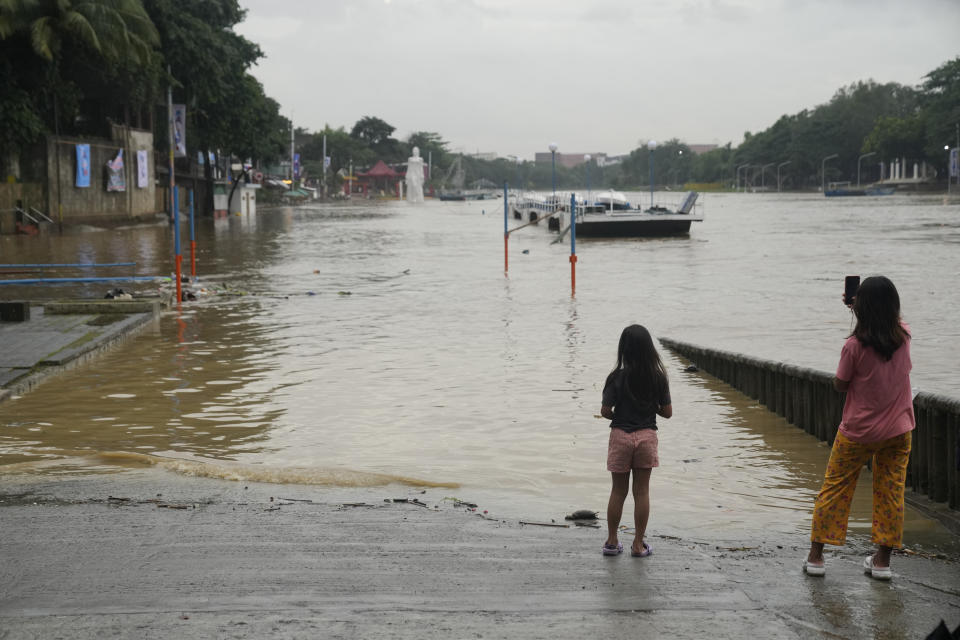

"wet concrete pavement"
[0, 300, 160, 402]
[1, 471, 958, 639]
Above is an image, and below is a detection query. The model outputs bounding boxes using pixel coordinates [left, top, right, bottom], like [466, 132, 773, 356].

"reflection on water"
[0, 194, 957, 547]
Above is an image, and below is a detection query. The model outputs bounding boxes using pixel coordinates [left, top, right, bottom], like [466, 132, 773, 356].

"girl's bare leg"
[873, 545, 892, 568]
[606, 472, 630, 546]
[807, 541, 825, 565]
[631, 468, 652, 553]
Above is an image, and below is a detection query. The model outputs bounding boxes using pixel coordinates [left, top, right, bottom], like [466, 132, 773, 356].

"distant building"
[534, 152, 608, 168]
[469, 152, 498, 161]
[688, 144, 718, 155]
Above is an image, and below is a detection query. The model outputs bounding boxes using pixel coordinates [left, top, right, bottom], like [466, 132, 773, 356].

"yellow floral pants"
[810, 431, 912, 548]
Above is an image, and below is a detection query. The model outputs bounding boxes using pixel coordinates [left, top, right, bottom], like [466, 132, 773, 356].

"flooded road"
[1, 192, 957, 547]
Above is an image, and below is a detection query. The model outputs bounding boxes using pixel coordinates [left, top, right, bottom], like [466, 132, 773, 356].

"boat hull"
[574, 213, 702, 237]
[825, 188, 866, 197]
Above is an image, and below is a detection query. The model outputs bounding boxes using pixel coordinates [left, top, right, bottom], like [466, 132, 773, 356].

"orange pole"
[504, 233, 509, 274]
[570, 254, 577, 295]
[175, 254, 183, 304]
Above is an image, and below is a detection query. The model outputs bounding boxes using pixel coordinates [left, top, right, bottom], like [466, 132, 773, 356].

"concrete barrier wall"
[660, 338, 959, 512]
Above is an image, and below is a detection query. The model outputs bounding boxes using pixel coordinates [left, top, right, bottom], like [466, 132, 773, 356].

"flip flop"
[602, 542, 623, 556]
[803, 560, 825, 576]
[863, 555, 891, 580]
[631, 541, 652, 557]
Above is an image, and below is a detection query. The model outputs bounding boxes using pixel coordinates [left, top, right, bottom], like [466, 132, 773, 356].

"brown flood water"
[1, 192, 957, 549]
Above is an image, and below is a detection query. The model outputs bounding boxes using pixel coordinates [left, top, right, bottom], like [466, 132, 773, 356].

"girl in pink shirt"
[804, 276, 914, 581]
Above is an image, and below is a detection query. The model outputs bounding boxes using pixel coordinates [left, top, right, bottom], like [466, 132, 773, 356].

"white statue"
[405, 146, 425, 203]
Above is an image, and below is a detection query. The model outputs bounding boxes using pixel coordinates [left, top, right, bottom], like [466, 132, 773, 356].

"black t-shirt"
[602, 369, 671, 433]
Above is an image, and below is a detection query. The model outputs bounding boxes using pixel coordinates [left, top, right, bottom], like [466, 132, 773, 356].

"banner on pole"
[76, 144, 91, 188]
[324, 156, 331, 170]
[106, 149, 126, 192]
[950, 148, 958, 178]
[137, 150, 149, 188]
[294, 153, 301, 179]
[173, 104, 187, 157]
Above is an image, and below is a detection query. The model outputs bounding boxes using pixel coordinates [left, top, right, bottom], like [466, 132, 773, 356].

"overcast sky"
[236, 0, 960, 160]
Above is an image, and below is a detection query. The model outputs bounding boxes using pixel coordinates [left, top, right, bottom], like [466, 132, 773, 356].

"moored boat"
[825, 182, 866, 197]
[574, 190, 702, 237]
[512, 190, 702, 237]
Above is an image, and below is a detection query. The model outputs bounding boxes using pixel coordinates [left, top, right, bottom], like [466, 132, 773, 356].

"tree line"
[300, 57, 958, 193]
[0, 0, 288, 186]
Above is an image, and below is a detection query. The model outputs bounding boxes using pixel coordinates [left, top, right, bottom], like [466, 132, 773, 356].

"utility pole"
[167, 65, 182, 305]
[289, 116, 295, 188]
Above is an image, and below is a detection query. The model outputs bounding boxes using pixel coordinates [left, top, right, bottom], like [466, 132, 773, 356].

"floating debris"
[389, 498, 429, 508]
[564, 510, 598, 521]
[520, 521, 570, 528]
[443, 497, 478, 509]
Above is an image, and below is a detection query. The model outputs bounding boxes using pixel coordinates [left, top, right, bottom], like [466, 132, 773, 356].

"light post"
[760, 163, 775, 191]
[548, 142, 558, 195]
[736, 163, 748, 191]
[777, 161, 791, 193]
[647, 139, 657, 208]
[584, 154, 592, 202]
[821, 154, 839, 193]
[677, 149, 684, 187]
[857, 152, 876, 186]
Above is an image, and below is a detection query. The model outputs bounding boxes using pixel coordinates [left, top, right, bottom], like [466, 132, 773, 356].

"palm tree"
[0, 0, 158, 64]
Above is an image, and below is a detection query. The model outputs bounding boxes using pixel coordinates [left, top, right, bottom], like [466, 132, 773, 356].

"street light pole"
[548, 142, 558, 195]
[584, 154, 592, 202]
[736, 163, 748, 191]
[777, 161, 791, 193]
[821, 154, 839, 193]
[857, 152, 876, 186]
[761, 163, 775, 191]
[647, 140, 657, 208]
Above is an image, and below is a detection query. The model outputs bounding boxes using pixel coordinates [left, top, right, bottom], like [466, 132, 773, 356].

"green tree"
[919, 57, 960, 173]
[0, 0, 158, 63]
[350, 116, 401, 161]
[862, 115, 926, 160]
[0, 0, 161, 163]
[405, 131, 449, 168]
[142, 0, 285, 211]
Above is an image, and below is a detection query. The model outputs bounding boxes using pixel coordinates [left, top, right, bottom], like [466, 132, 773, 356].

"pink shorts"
[606, 428, 659, 472]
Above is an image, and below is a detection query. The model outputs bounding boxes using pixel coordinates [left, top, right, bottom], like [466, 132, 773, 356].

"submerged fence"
[659, 338, 959, 513]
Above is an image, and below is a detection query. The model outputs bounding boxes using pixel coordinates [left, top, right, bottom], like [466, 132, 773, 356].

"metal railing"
[15, 206, 53, 225]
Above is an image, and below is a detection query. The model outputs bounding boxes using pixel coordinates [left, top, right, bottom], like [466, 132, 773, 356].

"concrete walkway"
[1, 472, 958, 639]
[0, 299, 160, 401]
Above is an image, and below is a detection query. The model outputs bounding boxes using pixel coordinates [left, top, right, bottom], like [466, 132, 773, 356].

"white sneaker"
[803, 560, 825, 576]
[863, 555, 892, 580]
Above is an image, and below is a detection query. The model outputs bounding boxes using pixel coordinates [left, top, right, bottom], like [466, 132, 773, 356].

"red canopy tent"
[355, 160, 402, 198]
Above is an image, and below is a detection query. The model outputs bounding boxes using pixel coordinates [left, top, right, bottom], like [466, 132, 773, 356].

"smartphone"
[844, 275, 860, 306]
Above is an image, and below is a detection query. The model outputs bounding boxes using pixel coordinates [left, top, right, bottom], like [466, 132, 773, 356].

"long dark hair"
[851, 275, 909, 361]
[607, 324, 668, 401]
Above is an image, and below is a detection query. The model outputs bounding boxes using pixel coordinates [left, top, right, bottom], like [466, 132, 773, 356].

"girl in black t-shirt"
[600, 325, 672, 557]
